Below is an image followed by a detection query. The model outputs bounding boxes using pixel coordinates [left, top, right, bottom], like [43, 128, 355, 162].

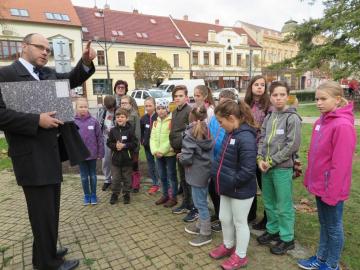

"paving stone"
[0, 172, 307, 269]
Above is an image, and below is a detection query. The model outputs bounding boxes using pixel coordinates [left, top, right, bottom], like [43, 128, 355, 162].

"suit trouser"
[22, 183, 63, 270]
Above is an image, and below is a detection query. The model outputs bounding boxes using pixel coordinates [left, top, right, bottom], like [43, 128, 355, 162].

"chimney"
[215, 19, 220, 25]
[183, 15, 188, 21]
[208, 30, 216, 42]
[104, 3, 110, 9]
[133, 9, 139, 14]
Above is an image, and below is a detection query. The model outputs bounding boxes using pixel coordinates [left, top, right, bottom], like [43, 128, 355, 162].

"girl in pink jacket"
[298, 81, 356, 270]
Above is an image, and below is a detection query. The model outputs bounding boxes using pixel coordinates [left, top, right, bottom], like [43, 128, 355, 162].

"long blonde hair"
[317, 81, 348, 107]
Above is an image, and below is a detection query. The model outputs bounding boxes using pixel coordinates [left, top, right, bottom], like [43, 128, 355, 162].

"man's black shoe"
[257, 231, 280, 245]
[56, 247, 68, 258]
[270, 240, 295, 255]
[102, 182, 111, 191]
[57, 259, 79, 270]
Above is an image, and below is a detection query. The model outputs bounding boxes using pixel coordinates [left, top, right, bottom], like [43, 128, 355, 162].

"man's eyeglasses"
[27, 43, 51, 54]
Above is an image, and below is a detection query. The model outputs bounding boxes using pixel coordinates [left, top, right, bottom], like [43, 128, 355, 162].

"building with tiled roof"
[74, 6, 190, 105]
[0, 0, 84, 76]
[172, 16, 262, 90]
[236, 20, 301, 89]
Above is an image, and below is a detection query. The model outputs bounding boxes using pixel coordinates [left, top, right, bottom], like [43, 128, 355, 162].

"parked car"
[212, 87, 239, 101]
[130, 89, 173, 106]
[151, 79, 205, 101]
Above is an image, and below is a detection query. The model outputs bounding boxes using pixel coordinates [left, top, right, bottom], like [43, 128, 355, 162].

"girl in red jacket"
[298, 81, 356, 270]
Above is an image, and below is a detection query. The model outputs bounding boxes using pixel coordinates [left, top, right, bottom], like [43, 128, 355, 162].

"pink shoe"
[209, 244, 235, 260]
[221, 253, 248, 270]
[148, 185, 160, 195]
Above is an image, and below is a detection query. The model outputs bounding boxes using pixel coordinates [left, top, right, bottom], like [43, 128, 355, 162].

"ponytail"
[214, 100, 257, 129]
[189, 105, 208, 140]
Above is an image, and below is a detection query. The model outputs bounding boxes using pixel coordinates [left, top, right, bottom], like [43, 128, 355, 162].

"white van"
[153, 79, 205, 100]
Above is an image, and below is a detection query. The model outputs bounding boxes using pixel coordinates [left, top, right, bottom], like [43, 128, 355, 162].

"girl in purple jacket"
[298, 81, 356, 270]
[75, 98, 105, 205]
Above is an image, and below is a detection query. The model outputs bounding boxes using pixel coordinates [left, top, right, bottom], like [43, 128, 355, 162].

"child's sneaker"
[220, 253, 248, 270]
[297, 255, 324, 270]
[102, 182, 111, 191]
[123, 193, 130, 204]
[256, 231, 280, 245]
[183, 208, 199, 222]
[189, 234, 212, 247]
[172, 204, 190, 214]
[209, 244, 235, 260]
[319, 263, 339, 270]
[211, 220, 222, 232]
[109, 193, 118, 205]
[270, 239, 295, 255]
[184, 222, 200, 235]
[148, 185, 159, 195]
[90, 194, 97, 205]
[83, 194, 91, 206]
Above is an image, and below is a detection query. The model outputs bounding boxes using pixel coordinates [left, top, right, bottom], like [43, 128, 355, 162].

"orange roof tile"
[74, 6, 188, 48]
[1, 0, 81, 27]
[173, 19, 261, 48]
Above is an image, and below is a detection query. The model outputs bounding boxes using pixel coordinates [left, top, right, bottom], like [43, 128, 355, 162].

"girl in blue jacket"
[209, 100, 257, 270]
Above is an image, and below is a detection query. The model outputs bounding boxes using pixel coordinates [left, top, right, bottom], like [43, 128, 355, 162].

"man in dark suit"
[0, 33, 96, 270]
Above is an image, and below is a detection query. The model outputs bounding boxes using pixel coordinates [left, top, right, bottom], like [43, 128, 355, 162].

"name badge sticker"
[276, 129, 284, 135]
[230, 138, 236, 145]
[145, 124, 150, 128]
[122, 136, 127, 140]
[315, 125, 321, 131]
[88, 126, 94, 130]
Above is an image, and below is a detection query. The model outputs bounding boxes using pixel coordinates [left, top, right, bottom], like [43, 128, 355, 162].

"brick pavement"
[0, 172, 307, 270]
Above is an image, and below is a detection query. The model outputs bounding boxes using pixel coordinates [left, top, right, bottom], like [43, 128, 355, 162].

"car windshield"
[149, 90, 168, 98]
[157, 84, 168, 90]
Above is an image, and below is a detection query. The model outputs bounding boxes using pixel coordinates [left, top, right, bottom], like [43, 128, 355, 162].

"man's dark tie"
[33, 66, 45, 80]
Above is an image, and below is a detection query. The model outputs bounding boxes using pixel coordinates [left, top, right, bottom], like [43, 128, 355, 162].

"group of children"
[73, 77, 355, 270]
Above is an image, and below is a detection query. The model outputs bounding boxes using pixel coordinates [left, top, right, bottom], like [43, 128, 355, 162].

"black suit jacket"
[0, 59, 95, 186]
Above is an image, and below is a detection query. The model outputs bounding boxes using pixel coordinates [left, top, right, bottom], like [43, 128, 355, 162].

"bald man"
[0, 33, 96, 270]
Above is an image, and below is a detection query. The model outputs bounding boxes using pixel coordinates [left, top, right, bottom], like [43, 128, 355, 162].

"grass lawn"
[297, 103, 360, 118]
[0, 139, 11, 171]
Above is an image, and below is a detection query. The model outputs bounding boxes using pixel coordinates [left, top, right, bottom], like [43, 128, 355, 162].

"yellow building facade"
[84, 41, 190, 107]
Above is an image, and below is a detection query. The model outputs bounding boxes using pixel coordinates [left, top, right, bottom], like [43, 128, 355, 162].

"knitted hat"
[156, 98, 169, 111]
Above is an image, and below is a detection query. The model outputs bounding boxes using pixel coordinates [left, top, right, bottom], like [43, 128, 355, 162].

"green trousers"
[262, 168, 294, 242]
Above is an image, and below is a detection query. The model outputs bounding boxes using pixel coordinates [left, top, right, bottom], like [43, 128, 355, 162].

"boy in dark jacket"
[169, 85, 197, 221]
[107, 108, 138, 205]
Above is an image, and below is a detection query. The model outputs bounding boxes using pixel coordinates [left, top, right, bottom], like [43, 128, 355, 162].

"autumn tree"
[134, 53, 173, 88]
[271, 0, 360, 80]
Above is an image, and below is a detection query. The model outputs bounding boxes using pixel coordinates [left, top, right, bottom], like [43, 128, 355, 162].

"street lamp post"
[95, 9, 115, 97]
[249, 48, 253, 79]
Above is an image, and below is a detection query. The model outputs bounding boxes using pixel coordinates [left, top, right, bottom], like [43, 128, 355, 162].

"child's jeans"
[156, 156, 178, 198]
[220, 195, 253, 258]
[192, 185, 211, 235]
[111, 165, 132, 195]
[144, 147, 159, 186]
[79, 159, 97, 196]
[316, 197, 344, 268]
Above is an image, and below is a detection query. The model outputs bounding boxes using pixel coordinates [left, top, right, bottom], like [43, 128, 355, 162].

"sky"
[71, 0, 325, 31]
